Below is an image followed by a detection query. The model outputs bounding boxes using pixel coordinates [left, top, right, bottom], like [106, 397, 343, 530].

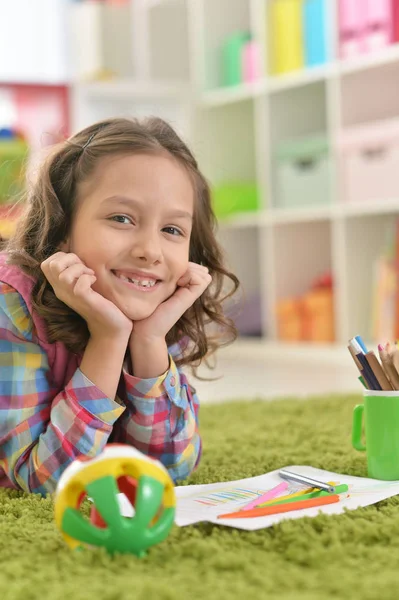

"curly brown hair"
[4, 117, 239, 373]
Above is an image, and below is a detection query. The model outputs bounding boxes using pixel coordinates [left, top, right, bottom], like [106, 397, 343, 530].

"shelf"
[220, 338, 351, 366]
[143, 0, 184, 7]
[201, 80, 266, 107]
[217, 202, 399, 228]
[267, 64, 333, 93]
[217, 211, 269, 229]
[199, 67, 329, 108]
[270, 205, 334, 224]
[342, 199, 399, 218]
[75, 79, 191, 99]
[339, 44, 399, 76]
[0, 78, 69, 87]
[200, 70, 330, 106]
[199, 45, 399, 108]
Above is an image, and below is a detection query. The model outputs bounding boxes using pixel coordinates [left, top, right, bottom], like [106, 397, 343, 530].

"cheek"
[70, 231, 115, 270]
[165, 242, 190, 278]
[173, 255, 190, 281]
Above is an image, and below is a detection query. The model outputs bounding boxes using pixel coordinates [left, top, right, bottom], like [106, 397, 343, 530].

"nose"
[130, 227, 162, 264]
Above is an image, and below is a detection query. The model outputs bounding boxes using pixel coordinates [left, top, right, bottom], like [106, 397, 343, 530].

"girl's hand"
[41, 252, 132, 341]
[131, 262, 212, 342]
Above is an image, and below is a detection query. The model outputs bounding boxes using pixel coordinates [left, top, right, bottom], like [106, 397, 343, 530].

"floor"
[193, 340, 361, 404]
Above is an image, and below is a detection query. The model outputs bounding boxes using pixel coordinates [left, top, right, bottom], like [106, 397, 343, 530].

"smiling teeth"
[118, 274, 156, 287]
[132, 279, 156, 288]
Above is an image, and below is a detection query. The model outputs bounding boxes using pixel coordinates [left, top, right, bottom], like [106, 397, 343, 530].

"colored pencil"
[256, 480, 338, 507]
[348, 345, 370, 389]
[356, 351, 381, 389]
[349, 338, 381, 390]
[256, 484, 348, 508]
[355, 335, 368, 353]
[358, 376, 367, 388]
[387, 342, 399, 376]
[378, 344, 399, 390]
[240, 481, 288, 512]
[257, 486, 316, 506]
[365, 351, 393, 391]
[218, 494, 340, 520]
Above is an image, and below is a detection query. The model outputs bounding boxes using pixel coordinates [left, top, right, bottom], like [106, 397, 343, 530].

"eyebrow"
[103, 195, 193, 220]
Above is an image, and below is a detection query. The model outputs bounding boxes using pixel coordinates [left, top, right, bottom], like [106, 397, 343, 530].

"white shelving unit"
[2, 0, 399, 363]
[185, 0, 399, 360]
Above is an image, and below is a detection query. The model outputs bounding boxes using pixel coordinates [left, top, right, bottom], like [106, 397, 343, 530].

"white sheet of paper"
[171, 466, 399, 531]
[117, 465, 399, 531]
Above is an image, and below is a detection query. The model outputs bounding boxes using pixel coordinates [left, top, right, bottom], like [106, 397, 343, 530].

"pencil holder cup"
[352, 390, 399, 480]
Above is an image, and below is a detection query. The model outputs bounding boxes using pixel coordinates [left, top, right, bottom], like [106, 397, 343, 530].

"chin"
[128, 311, 155, 321]
[120, 305, 158, 321]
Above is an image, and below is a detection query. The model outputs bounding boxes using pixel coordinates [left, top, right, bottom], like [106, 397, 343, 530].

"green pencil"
[358, 376, 367, 388]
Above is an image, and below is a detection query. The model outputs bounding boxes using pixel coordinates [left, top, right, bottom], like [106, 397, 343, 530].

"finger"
[176, 266, 202, 287]
[176, 272, 195, 287]
[73, 274, 97, 298]
[49, 253, 88, 276]
[42, 252, 86, 278]
[177, 269, 210, 288]
[200, 273, 212, 289]
[58, 263, 95, 287]
[188, 262, 209, 273]
[156, 273, 212, 327]
[168, 275, 211, 313]
[41, 251, 67, 272]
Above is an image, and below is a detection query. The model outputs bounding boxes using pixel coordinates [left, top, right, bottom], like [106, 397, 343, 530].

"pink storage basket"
[338, 0, 366, 58]
[364, 0, 392, 52]
[337, 119, 399, 204]
[392, 0, 399, 43]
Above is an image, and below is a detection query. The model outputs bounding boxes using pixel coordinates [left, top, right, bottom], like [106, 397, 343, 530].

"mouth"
[111, 270, 162, 292]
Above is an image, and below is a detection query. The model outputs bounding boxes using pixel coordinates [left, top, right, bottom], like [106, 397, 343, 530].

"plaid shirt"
[0, 282, 201, 495]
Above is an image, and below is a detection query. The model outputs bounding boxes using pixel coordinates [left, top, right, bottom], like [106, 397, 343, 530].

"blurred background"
[1, 0, 399, 401]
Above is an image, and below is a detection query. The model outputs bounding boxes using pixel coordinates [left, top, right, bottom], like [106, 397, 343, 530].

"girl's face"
[66, 152, 194, 321]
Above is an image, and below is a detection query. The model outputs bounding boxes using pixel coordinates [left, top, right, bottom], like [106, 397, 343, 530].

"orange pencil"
[218, 494, 340, 519]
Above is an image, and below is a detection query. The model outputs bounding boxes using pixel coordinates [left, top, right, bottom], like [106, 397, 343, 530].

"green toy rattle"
[54, 444, 176, 557]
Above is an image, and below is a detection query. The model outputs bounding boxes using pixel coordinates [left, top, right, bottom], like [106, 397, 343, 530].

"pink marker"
[240, 481, 288, 512]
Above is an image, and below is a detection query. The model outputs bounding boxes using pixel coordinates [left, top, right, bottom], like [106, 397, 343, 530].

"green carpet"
[2, 394, 399, 600]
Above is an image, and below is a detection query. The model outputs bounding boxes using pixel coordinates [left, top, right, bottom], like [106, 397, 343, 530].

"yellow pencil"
[257, 487, 314, 507]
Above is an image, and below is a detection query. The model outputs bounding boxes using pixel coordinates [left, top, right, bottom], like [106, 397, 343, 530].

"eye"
[162, 226, 183, 236]
[110, 215, 133, 225]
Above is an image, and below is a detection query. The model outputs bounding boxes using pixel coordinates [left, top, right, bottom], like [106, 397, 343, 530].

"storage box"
[275, 134, 330, 208]
[242, 40, 260, 83]
[269, 0, 304, 75]
[212, 182, 259, 219]
[0, 137, 28, 202]
[302, 288, 335, 342]
[392, 0, 399, 43]
[303, 0, 327, 67]
[276, 298, 304, 341]
[364, 0, 392, 52]
[337, 119, 399, 204]
[221, 32, 251, 87]
[231, 293, 263, 337]
[338, 0, 366, 58]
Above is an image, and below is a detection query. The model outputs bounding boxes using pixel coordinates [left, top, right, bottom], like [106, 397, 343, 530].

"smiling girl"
[0, 117, 238, 495]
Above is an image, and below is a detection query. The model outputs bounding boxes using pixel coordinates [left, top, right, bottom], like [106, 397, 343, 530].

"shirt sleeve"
[113, 341, 202, 483]
[0, 283, 125, 496]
